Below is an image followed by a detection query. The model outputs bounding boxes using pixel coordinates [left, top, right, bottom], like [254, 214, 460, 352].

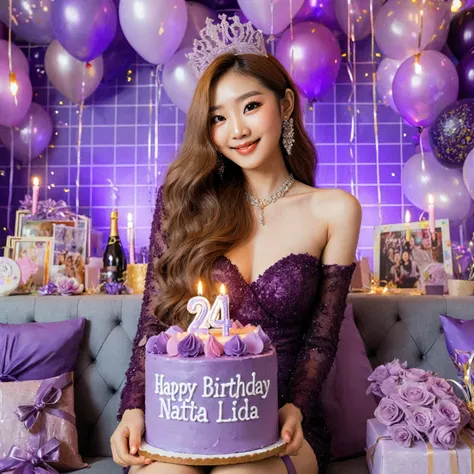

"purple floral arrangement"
[367, 359, 472, 449]
[19, 194, 73, 221]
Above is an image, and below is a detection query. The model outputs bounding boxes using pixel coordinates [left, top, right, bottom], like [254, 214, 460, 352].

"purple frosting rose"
[388, 422, 420, 448]
[374, 397, 405, 426]
[408, 406, 434, 433]
[398, 381, 435, 407]
[204, 335, 224, 358]
[256, 326, 271, 351]
[428, 423, 458, 449]
[433, 399, 461, 425]
[177, 333, 204, 358]
[146, 332, 169, 354]
[224, 335, 247, 357]
[165, 325, 184, 336]
[243, 331, 264, 355]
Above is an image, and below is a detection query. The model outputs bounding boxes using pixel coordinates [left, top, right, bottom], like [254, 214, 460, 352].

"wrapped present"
[366, 418, 474, 474]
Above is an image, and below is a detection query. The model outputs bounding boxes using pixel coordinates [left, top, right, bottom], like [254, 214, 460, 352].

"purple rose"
[380, 376, 400, 396]
[385, 359, 408, 377]
[224, 335, 247, 357]
[388, 422, 419, 448]
[426, 376, 455, 399]
[368, 365, 390, 384]
[433, 399, 461, 426]
[375, 397, 405, 426]
[146, 332, 169, 354]
[402, 368, 430, 382]
[408, 406, 434, 433]
[38, 281, 57, 296]
[428, 423, 458, 449]
[366, 382, 384, 398]
[177, 333, 204, 358]
[398, 381, 435, 407]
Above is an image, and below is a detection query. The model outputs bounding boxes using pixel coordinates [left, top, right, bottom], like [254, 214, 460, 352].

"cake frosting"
[144, 322, 279, 455]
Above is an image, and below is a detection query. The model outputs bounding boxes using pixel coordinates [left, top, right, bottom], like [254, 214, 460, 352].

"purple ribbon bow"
[0, 437, 60, 474]
[15, 373, 75, 430]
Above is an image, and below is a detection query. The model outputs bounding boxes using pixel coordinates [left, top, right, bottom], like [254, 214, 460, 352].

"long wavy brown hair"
[155, 53, 318, 328]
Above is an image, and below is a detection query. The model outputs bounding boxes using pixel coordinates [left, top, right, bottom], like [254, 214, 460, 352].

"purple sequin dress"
[118, 188, 355, 473]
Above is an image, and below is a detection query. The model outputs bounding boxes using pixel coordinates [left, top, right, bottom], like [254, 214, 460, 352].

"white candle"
[32, 177, 39, 215]
[405, 210, 411, 242]
[127, 213, 135, 265]
[187, 281, 211, 333]
[209, 284, 231, 336]
[428, 194, 435, 235]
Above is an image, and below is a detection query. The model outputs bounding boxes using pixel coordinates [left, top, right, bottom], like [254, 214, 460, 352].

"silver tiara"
[186, 14, 268, 78]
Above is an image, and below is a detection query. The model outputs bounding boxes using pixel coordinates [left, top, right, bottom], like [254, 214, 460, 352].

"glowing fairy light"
[451, 0, 462, 12]
[9, 71, 18, 97]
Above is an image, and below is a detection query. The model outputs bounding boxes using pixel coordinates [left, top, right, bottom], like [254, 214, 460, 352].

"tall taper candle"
[405, 210, 411, 242]
[428, 194, 435, 234]
[32, 177, 39, 215]
[127, 213, 135, 265]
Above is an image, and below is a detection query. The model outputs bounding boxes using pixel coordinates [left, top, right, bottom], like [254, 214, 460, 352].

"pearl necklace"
[245, 174, 295, 226]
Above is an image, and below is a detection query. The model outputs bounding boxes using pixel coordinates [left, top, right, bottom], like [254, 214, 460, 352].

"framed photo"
[14, 210, 30, 237]
[49, 224, 87, 285]
[5, 236, 52, 287]
[373, 219, 453, 291]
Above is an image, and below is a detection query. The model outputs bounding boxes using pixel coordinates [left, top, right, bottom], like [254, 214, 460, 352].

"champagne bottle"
[103, 211, 127, 282]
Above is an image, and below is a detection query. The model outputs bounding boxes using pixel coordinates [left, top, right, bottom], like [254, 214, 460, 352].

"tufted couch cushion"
[1, 293, 474, 474]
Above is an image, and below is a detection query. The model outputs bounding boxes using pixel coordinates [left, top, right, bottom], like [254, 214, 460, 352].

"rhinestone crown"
[186, 14, 268, 78]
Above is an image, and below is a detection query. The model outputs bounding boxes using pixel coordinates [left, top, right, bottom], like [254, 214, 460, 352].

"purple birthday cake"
[141, 322, 280, 462]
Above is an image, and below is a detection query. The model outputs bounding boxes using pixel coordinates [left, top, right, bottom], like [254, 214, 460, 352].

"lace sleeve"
[287, 262, 356, 421]
[117, 186, 168, 420]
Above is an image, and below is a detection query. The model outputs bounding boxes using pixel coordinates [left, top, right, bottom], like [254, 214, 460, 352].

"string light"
[9, 71, 18, 97]
[451, 0, 462, 12]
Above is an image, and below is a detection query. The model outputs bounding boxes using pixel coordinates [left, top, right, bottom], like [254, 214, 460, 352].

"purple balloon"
[179, 2, 218, 50]
[0, 62, 32, 127]
[376, 57, 402, 113]
[0, 0, 53, 44]
[52, 0, 117, 62]
[464, 148, 474, 200]
[102, 21, 136, 83]
[430, 99, 474, 168]
[0, 39, 29, 74]
[447, 8, 474, 60]
[295, 0, 340, 31]
[119, 0, 188, 65]
[276, 21, 341, 101]
[392, 50, 458, 128]
[335, 0, 384, 41]
[374, 0, 451, 61]
[0, 103, 53, 162]
[458, 49, 474, 99]
[0, 22, 5, 40]
[402, 151, 473, 222]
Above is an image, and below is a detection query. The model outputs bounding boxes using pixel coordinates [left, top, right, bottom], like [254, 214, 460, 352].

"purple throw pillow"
[321, 304, 377, 459]
[0, 319, 85, 382]
[440, 314, 474, 380]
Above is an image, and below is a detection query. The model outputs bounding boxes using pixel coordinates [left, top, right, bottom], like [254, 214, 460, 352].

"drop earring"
[282, 117, 295, 156]
[216, 152, 225, 180]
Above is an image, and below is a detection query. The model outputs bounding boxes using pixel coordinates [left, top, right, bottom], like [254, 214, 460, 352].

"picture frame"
[373, 219, 453, 291]
[49, 223, 87, 285]
[14, 210, 30, 237]
[5, 236, 52, 287]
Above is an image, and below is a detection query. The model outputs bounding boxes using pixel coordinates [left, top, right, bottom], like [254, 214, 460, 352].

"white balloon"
[463, 149, 474, 200]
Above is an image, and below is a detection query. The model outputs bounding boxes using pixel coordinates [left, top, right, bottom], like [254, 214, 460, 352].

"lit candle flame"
[198, 281, 203, 296]
[33, 177, 39, 186]
[405, 210, 411, 224]
[220, 284, 226, 295]
[428, 194, 434, 205]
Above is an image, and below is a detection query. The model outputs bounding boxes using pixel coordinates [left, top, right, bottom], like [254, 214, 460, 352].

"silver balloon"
[334, 0, 384, 41]
[163, 48, 198, 113]
[376, 57, 402, 113]
[179, 2, 217, 50]
[402, 151, 473, 222]
[463, 148, 474, 200]
[44, 40, 104, 104]
[0, 103, 53, 162]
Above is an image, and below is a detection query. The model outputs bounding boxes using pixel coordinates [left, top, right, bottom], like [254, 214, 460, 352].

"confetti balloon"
[430, 99, 474, 168]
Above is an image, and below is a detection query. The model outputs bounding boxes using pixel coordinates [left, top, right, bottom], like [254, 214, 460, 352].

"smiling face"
[209, 71, 294, 171]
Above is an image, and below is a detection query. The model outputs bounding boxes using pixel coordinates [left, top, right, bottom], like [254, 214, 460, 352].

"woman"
[399, 250, 420, 288]
[389, 251, 402, 285]
[111, 16, 361, 474]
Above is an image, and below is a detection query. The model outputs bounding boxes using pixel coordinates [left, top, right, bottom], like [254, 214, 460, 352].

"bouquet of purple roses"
[367, 359, 472, 449]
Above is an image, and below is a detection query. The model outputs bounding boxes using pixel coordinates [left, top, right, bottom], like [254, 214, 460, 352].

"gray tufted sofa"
[1, 293, 473, 474]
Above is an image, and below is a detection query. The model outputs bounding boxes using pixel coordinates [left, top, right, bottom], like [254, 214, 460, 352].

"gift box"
[366, 418, 474, 474]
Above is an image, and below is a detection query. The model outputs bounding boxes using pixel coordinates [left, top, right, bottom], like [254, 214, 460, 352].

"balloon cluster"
[372, 0, 474, 223]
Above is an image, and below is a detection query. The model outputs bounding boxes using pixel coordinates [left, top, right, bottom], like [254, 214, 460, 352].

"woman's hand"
[110, 409, 152, 467]
[278, 403, 304, 457]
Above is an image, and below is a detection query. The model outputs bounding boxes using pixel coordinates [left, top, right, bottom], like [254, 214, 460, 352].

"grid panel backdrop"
[0, 37, 444, 268]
